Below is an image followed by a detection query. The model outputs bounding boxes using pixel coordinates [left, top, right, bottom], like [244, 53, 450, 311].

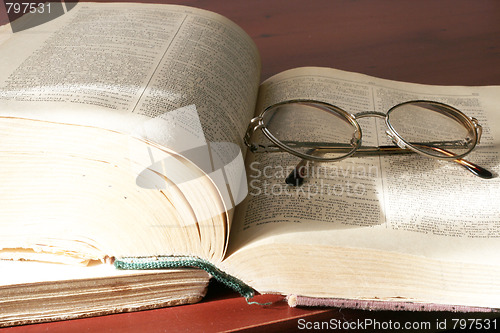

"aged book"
[1, 2, 499, 327]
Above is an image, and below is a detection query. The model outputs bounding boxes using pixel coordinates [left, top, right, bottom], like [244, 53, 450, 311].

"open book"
[1, 2, 499, 326]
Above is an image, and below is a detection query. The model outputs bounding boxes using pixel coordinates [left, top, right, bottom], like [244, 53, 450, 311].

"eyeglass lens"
[387, 101, 476, 158]
[262, 101, 359, 160]
[262, 100, 476, 160]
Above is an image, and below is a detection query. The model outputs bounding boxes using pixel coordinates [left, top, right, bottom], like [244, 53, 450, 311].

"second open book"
[1, 2, 499, 326]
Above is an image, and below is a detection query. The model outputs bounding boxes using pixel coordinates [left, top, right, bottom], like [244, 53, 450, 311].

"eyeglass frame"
[244, 99, 492, 180]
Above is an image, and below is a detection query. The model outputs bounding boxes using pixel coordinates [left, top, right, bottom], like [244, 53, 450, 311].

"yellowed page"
[0, 1, 260, 212]
[0, 24, 12, 46]
[0, 3, 260, 143]
[0, 2, 261, 261]
[228, 67, 500, 267]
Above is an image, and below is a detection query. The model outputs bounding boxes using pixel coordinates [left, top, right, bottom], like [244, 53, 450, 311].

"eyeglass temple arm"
[285, 144, 493, 186]
[244, 117, 263, 152]
[416, 145, 493, 179]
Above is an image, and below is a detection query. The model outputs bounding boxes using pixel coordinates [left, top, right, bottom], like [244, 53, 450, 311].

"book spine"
[114, 256, 255, 300]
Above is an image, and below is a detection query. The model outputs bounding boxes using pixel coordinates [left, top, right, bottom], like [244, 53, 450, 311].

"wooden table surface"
[2, 0, 499, 86]
[1, 0, 500, 331]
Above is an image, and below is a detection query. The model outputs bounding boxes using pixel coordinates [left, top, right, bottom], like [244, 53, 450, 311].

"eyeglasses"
[244, 99, 493, 185]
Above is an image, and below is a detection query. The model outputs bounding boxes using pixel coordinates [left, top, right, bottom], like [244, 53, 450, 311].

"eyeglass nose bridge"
[353, 111, 408, 149]
[354, 111, 387, 119]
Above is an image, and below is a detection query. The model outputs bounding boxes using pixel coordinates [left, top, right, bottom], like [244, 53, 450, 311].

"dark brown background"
[2, 0, 500, 85]
[1, 0, 499, 331]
